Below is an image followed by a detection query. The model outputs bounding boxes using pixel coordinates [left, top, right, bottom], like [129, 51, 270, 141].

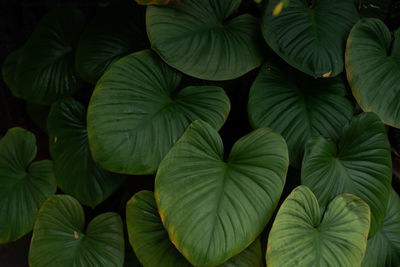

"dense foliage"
[1, 0, 400, 266]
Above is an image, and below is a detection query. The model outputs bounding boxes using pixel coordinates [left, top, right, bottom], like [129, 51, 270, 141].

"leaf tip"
[273, 2, 284, 16]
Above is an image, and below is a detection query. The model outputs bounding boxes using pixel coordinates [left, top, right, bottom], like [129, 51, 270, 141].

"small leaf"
[266, 186, 370, 267]
[29, 195, 125, 267]
[0, 128, 56, 243]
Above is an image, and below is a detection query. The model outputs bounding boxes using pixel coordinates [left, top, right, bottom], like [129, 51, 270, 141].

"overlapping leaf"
[47, 98, 126, 207]
[248, 59, 353, 167]
[15, 8, 85, 104]
[362, 188, 400, 267]
[266, 186, 370, 267]
[262, 0, 359, 77]
[346, 18, 400, 128]
[146, 0, 264, 80]
[155, 120, 288, 266]
[29, 195, 125, 267]
[75, 0, 148, 84]
[87, 49, 230, 174]
[301, 112, 392, 237]
[0, 128, 56, 243]
[126, 190, 263, 267]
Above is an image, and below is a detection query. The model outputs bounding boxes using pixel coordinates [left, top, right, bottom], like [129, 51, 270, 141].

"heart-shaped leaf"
[362, 188, 400, 267]
[2, 47, 23, 97]
[0, 128, 56, 243]
[29, 195, 125, 267]
[155, 120, 289, 266]
[75, 0, 148, 84]
[146, 0, 264, 80]
[266, 185, 370, 267]
[126, 190, 264, 267]
[87, 49, 230, 175]
[301, 112, 392, 237]
[248, 59, 353, 167]
[346, 18, 400, 128]
[15, 8, 85, 104]
[47, 98, 127, 207]
[261, 0, 359, 77]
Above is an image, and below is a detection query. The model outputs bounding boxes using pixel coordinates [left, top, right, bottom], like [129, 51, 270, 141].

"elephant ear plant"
[1, 0, 400, 266]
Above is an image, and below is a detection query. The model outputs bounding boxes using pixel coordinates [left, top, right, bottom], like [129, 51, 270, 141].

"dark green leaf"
[0, 128, 56, 243]
[15, 8, 85, 104]
[87, 49, 230, 174]
[248, 59, 353, 167]
[155, 120, 289, 266]
[262, 0, 359, 77]
[2, 47, 23, 97]
[47, 98, 126, 207]
[29, 195, 125, 267]
[146, 0, 264, 80]
[301, 112, 392, 237]
[266, 186, 370, 267]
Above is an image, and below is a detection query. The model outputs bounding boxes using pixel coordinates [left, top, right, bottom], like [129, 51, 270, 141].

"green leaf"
[29, 195, 125, 267]
[126, 190, 192, 267]
[301, 112, 392, 237]
[266, 186, 370, 267]
[47, 98, 127, 207]
[2, 47, 23, 97]
[15, 8, 85, 104]
[87, 49, 230, 175]
[346, 18, 400, 128]
[126, 190, 264, 267]
[261, 0, 359, 77]
[146, 0, 264, 80]
[248, 59, 353, 168]
[155, 120, 289, 266]
[0, 128, 56, 243]
[362, 188, 400, 267]
[75, 0, 148, 84]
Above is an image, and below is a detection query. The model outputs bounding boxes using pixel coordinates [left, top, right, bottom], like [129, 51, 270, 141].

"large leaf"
[87, 49, 230, 174]
[29, 195, 125, 267]
[261, 0, 359, 77]
[266, 185, 370, 267]
[346, 18, 400, 128]
[248, 59, 353, 167]
[0, 128, 56, 243]
[301, 112, 392, 237]
[75, 0, 148, 84]
[127, 190, 264, 267]
[47, 98, 127, 207]
[146, 0, 264, 80]
[15, 8, 85, 104]
[155, 120, 289, 266]
[362, 188, 400, 267]
[2, 47, 23, 97]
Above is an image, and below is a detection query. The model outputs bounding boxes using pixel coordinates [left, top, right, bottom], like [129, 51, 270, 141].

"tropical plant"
[1, 0, 400, 266]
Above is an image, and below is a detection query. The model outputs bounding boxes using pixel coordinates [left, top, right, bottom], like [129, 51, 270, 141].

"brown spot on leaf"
[322, 71, 332, 78]
[54, 136, 57, 143]
[74, 230, 78, 239]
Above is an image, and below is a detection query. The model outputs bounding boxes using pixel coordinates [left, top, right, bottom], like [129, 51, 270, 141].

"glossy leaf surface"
[15, 8, 85, 104]
[47, 98, 126, 207]
[126, 190, 264, 267]
[146, 0, 264, 80]
[362, 188, 400, 267]
[76, 0, 148, 84]
[248, 59, 353, 167]
[0, 128, 56, 243]
[262, 0, 359, 77]
[267, 186, 370, 267]
[346, 18, 400, 128]
[155, 120, 289, 266]
[87, 50, 230, 174]
[302, 112, 392, 237]
[29, 195, 124, 267]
